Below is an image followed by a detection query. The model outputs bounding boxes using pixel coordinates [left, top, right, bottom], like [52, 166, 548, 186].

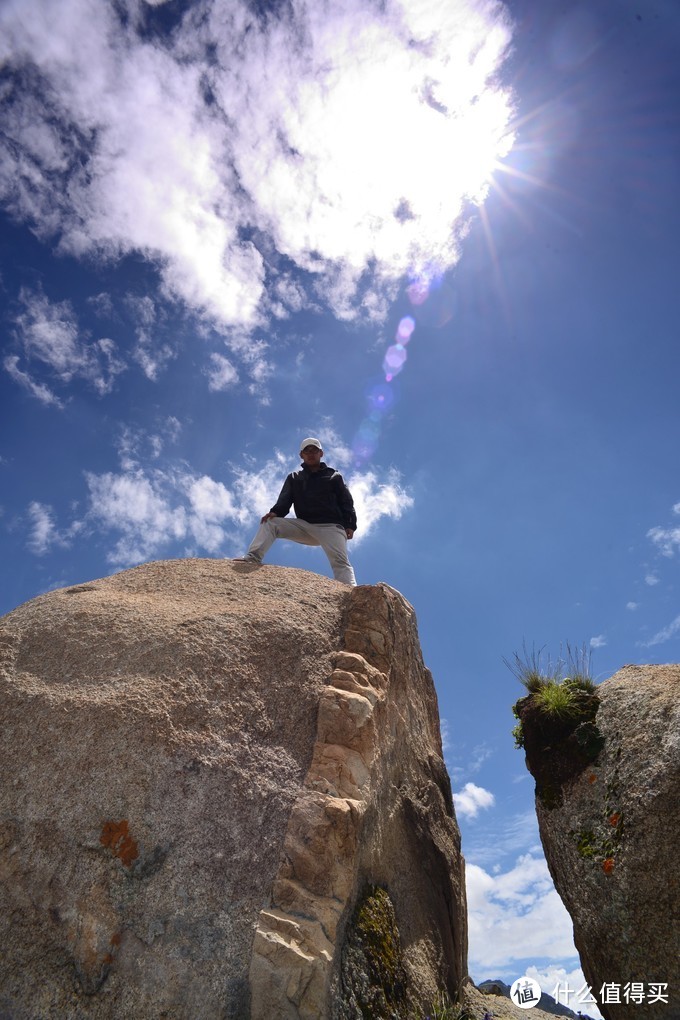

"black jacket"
[270, 463, 357, 531]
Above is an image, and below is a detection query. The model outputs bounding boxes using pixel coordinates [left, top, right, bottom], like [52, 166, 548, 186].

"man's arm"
[334, 474, 357, 535]
[263, 474, 294, 522]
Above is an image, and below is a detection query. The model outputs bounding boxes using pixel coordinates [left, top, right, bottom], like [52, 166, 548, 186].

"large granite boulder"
[518, 665, 680, 1020]
[0, 559, 465, 1019]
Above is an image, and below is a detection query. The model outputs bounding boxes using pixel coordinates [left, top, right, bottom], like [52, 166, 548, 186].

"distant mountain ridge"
[478, 979, 597, 1018]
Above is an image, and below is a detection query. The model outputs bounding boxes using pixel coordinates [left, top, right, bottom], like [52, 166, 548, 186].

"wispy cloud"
[461, 808, 543, 872]
[448, 742, 494, 783]
[440, 718, 451, 755]
[26, 500, 83, 553]
[454, 781, 495, 819]
[26, 501, 61, 554]
[205, 353, 239, 392]
[648, 522, 680, 558]
[346, 469, 414, 540]
[640, 614, 680, 648]
[85, 469, 189, 565]
[626, 601, 639, 611]
[0, 0, 514, 330]
[5, 287, 126, 401]
[4, 355, 64, 408]
[589, 634, 606, 648]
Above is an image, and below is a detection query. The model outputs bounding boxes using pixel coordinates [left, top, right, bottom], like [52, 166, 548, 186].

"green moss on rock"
[336, 885, 408, 1020]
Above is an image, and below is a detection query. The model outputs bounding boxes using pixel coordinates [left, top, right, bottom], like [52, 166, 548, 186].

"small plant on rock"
[503, 641, 561, 693]
[533, 679, 578, 719]
[507, 641, 603, 808]
[564, 641, 596, 693]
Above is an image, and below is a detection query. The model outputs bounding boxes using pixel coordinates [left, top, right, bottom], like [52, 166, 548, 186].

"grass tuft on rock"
[507, 642, 603, 808]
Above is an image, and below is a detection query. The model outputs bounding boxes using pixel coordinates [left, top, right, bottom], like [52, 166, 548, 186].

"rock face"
[519, 665, 680, 1020]
[0, 559, 465, 1019]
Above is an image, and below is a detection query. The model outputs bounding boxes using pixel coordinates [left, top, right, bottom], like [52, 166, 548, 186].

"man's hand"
[345, 529, 355, 539]
[260, 512, 277, 523]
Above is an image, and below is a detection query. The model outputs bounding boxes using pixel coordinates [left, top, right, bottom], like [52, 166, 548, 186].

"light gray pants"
[245, 518, 357, 586]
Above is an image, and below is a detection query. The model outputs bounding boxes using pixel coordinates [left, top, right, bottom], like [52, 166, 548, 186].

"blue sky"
[2, 0, 679, 1012]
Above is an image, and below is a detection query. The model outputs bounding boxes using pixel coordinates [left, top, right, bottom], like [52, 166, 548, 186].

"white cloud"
[116, 423, 179, 470]
[85, 469, 188, 564]
[626, 601, 639, 611]
[187, 475, 237, 522]
[206, 352, 239, 391]
[0, 0, 515, 329]
[641, 614, 680, 648]
[453, 781, 495, 819]
[25, 499, 83, 554]
[125, 294, 156, 328]
[646, 501, 680, 565]
[132, 330, 175, 381]
[648, 523, 680, 557]
[4, 355, 64, 408]
[467, 852, 578, 974]
[26, 501, 60, 554]
[16, 289, 84, 376]
[645, 573, 660, 586]
[270, 275, 307, 319]
[589, 634, 606, 648]
[165, 416, 182, 443]
[448, 742, 494, 783]
[6, 287, 126, 400]
[88, 292, 115, 318]
[347, 468, 414, 541]
[469, 743, 494, 773]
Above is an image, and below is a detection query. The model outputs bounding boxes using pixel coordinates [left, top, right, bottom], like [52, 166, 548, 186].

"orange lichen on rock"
[602, 857, 615, 875]
[100, 820, 138, 868]
[609, 812, 621, 827]
[587, 773, 597, 784]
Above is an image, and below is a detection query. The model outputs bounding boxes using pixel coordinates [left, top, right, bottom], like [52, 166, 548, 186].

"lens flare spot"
[407, 279, 430, 306]
[383, 344, 407, 378]
[397, 316, 416, 342]
[367, 382, 395, 413]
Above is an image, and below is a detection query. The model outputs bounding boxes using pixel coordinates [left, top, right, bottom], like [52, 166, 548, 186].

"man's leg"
[315, 524, 357, 586]
[242, 517, 320, 563]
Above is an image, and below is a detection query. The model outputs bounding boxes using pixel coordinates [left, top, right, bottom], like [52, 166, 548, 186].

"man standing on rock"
[235, 438, 357, 585]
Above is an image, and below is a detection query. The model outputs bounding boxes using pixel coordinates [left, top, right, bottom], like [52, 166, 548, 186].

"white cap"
[300, 437, 323, 454]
